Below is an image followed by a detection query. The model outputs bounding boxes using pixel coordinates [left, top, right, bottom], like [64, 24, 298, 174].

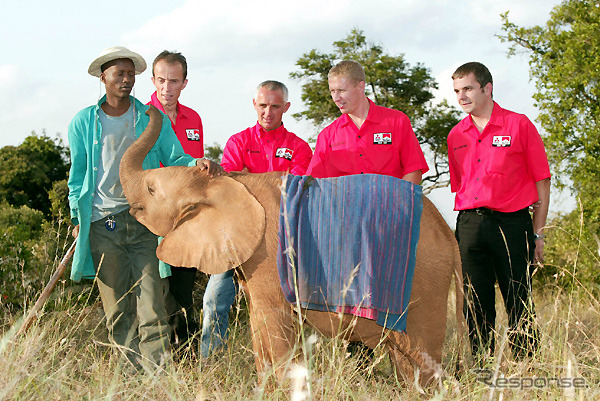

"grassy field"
[1, 279, 598, 400]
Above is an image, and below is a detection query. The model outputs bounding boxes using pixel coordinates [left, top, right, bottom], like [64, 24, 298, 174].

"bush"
[0, 199, 74, 311]
[536, 204, 600, 294]
[0, 202, 46, 309]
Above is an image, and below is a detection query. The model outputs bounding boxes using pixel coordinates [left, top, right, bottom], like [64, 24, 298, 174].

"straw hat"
[88, 46, 147, 77]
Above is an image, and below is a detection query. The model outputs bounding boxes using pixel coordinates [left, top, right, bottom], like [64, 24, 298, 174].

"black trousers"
[455, 208, 539, 359]
[166, 266, 199, 345]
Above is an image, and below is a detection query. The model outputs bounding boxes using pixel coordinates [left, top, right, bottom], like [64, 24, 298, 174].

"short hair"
[152, 50, 188, 79]
[256, 80, 289, 102]
[452, 62, 493, 89]
[328, 60, 366, 83]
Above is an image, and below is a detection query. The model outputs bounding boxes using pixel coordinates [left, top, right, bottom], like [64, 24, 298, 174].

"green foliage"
[0, 202, 46, 308]
[539, 206, 600, 293]
[0, 131, 70, 216]
[0, 176, 73, 309]
[499, 1, 600, 228]
[204, 142, 223, 163]
[290, 28, 461, 187]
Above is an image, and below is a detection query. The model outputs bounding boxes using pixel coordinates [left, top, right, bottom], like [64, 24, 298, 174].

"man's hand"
[197, 158, 224, 177]
[534, 237, 544, 264]
[529, 200, 542, 211]
[72, 225, 80, 239]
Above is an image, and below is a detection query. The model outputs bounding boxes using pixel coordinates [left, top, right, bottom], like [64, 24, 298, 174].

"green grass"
[1, 281, 599, 400]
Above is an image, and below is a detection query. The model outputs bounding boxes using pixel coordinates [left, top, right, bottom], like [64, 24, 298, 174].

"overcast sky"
[0, 0, 569, 224]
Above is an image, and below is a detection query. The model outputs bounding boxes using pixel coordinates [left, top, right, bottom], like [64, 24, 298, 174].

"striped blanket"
[277, 174, 423, 332]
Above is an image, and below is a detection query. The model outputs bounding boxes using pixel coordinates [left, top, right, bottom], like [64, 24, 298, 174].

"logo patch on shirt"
[186, 129, 200, 141]
[492, 135, 511, 147]
[373, 132, 392, 145]
[275, 147, 294, 160]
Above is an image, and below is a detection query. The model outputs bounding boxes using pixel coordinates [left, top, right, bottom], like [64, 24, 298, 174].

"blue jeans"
[200, 269, 237, 358]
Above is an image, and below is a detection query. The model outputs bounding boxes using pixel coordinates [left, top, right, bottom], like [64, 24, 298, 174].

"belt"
[462, 207, 529, 216]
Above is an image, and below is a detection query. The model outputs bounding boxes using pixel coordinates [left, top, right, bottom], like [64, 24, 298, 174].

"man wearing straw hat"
[67, 46, 216, 370]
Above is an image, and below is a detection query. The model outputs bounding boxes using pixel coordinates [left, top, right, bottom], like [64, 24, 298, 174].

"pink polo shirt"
[447, 102, 551, 212]
[148, 92, 204, 158]
[221, 123, 313, 174]
[307, 100, 429, 179]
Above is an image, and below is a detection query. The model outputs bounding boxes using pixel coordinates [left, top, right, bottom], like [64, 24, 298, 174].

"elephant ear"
[157, 175, 266, 274]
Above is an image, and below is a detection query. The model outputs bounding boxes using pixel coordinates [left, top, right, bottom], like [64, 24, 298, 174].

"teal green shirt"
[67, 95, 197, 282]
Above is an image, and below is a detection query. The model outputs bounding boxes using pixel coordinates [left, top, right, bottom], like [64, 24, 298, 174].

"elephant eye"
[147, 186, 155, 196]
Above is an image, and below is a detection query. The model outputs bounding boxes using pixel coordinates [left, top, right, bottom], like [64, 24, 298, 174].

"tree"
[290, 29, 461, 189]
[499, 1, 600, 225]
[499, 0, 600, 293]
[0, 131, 70, 216]
[204, 142, 224, 163]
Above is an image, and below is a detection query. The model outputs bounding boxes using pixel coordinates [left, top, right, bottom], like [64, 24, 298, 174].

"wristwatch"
[533, 233, 546, 241]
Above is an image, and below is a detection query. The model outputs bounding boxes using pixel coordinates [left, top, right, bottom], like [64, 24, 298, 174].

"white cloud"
[0, 64, 18, 87]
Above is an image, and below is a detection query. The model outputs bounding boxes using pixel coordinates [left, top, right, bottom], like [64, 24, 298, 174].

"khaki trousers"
[90, 209, 171, 368]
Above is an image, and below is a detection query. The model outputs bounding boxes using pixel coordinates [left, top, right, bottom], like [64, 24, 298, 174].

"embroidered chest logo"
[186, 129, 200, 141]
[275, 147, 294, 160]
[492, 135, 511, 147]
[373, 132, 392, 145]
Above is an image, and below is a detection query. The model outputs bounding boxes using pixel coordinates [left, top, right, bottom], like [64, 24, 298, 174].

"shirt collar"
[339, 98, 381, 127]
[96, 94, 142, 123]
[255, 121, 286, 138]
[467, 101, 504, 132]
[149, 91, 185, 117]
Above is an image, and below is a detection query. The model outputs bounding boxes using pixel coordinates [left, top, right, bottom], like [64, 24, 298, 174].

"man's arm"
[533, 177, 551, 262]
[305, 130, 330, 178]
[66, 114, 87, 237]
[289, 140, 313, 175]
[401, 170, 422, 185]
[220, 136, 245, 172]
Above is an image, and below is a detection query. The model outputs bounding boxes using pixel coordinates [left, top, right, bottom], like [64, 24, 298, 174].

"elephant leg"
[386, 331, 443, 389]
[244, 288, 298, 384]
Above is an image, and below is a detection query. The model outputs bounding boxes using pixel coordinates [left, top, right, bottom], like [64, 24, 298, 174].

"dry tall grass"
[1, 279, 598, 400]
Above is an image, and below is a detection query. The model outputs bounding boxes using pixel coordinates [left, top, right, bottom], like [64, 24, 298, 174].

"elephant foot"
[386, 333, 444, 391]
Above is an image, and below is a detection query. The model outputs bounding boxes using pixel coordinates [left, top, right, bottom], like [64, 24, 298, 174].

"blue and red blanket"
[277, 174, 423, 333]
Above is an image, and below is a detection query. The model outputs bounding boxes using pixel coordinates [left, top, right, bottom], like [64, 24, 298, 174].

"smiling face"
[253, 87, 290, 131]
[453, 72, 493, 117]
[328, 74, 366, 116]
[101, 58, 136, 99]
[151, 59, 188, 109]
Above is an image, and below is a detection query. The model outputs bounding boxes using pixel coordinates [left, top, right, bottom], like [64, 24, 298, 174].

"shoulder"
[178, 102, 201, 120]
[321, 114, 346, 134]
[375, 103, 405, 117]
[72, 104, 96, 119]
[285, 130, 311, 149]
[449, 115, 471, 135]
[226, 126, 253, 145]
[492, 102, 529, 122]
[69, 104, 96, 130]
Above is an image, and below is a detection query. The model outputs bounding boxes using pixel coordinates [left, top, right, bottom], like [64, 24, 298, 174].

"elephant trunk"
[119, 105, 162, 205]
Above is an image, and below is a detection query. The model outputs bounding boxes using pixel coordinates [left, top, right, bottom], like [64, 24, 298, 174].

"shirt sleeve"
[66, 112, 87, 224]
[306, 129, 330, 178]
[221, 135, 245, 172]
[522, 117, 551, 182]
[289, 138, 313, 175]
[447, 129, 461, 193]
[396, 115, 429, 176]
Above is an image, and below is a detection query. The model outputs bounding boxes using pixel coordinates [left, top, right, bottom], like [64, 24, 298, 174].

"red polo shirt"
[447, 102, 551, 212]
[148, 92, 204, 158]
[221, 123, 313, 174]
[307, 99, 429, 179]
